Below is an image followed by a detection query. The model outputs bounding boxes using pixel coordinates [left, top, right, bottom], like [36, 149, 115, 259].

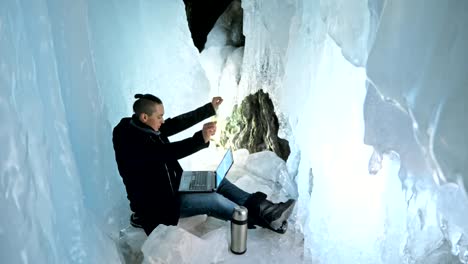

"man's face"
[142, 103, 165, 131]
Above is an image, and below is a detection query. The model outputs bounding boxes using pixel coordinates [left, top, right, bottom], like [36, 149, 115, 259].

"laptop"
[178, 148, 234, 193]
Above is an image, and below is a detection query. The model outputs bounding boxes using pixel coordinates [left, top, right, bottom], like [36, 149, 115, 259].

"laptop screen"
[215, 148, 233, 187]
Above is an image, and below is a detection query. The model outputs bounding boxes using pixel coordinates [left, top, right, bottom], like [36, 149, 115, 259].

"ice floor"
[118, 149, 304, 264]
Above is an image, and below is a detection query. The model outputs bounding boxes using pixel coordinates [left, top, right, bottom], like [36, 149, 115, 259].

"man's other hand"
[202, 122, 217, 143]
[211, 96, 223, 111]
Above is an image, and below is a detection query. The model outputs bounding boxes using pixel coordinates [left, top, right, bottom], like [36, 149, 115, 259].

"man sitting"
[112, 94, 296, 235]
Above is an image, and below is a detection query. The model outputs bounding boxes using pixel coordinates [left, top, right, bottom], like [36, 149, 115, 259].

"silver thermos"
[230, 206, 248, 254]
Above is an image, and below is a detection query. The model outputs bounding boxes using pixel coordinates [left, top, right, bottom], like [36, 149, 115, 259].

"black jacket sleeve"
[159, 103, 216, 137]
[142, 131, 209, 163]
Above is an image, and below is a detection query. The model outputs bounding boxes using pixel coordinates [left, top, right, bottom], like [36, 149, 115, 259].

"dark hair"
[132, 94, 163, 115]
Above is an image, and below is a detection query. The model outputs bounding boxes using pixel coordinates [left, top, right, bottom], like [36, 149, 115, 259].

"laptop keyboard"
[189, 172, 208, 190]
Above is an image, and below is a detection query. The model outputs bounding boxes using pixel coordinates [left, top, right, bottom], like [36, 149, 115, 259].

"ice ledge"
[119, 215, 304, 264]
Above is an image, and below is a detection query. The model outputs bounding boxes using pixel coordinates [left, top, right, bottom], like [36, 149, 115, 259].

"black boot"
[258, 198, 296, 231]
[130, 212, 144, 228]
[243, 192, 296, 234]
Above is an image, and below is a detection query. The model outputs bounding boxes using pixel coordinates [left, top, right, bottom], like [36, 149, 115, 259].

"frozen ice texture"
[241, 0, 468, 262]
[2, 0, 468, 263]
[319, 0, 371, 66]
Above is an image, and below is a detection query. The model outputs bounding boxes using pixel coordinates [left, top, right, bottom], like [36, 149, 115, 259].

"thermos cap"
[232, 206, 248, 221]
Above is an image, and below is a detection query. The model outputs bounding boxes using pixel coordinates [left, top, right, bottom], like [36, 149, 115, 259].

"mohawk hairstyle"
[132, 93, 163, 115]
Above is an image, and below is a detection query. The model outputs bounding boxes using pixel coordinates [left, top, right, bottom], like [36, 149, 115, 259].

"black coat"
[112, 103, 215, 230]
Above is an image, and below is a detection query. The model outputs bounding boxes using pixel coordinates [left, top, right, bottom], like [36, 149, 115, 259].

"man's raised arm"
[160, 97, 223, 137]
